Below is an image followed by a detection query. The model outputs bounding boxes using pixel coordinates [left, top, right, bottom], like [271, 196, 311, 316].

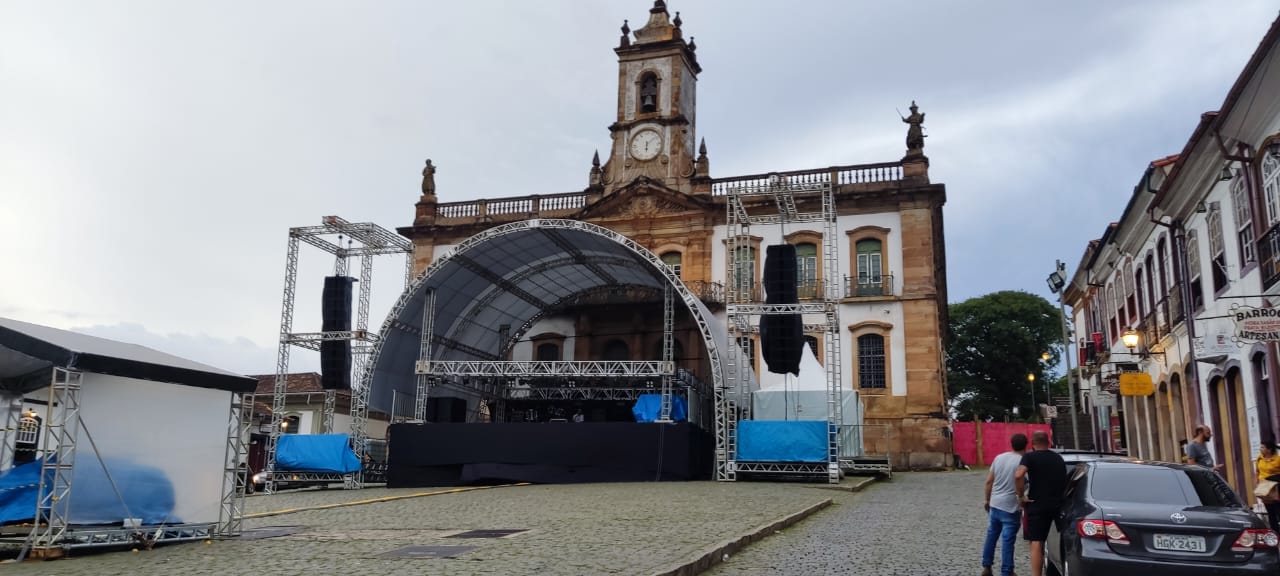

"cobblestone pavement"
[707, 470, 1032, 576]
[3, 482, 832, 575]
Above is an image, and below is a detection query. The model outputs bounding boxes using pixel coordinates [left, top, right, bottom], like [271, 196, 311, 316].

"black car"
[1045, 458, 1280, 575]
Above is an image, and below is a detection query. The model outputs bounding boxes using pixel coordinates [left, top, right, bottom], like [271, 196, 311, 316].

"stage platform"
[387, 422, 712, 486]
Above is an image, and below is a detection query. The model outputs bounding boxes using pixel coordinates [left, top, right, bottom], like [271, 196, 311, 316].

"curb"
[806, 476, 878, 493]
[243, 483, 530, 520]
[649, 498, 833, 576]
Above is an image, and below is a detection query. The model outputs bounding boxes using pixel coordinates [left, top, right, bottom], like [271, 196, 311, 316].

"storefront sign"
[1233, 305, 1280, 342]
[1197, 332, 1237, 357]
[1119, 372, 1154, 396]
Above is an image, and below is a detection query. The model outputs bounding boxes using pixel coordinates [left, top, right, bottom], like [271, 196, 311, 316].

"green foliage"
[946, 290, 1066, 421]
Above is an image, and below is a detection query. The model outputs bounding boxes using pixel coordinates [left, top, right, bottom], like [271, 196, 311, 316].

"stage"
[387, 422, 713, 486]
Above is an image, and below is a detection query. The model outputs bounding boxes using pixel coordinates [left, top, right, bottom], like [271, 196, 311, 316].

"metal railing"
[709, 162, 905, 196]
[435, 191, 590, 220]
[843, 274, 894, 298]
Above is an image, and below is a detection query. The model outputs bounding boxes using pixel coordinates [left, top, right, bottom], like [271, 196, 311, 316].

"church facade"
[399, 1, 952, 470]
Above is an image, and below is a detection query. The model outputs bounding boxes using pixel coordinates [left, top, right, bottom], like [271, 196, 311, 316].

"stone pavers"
[706, 470, 1032, 576]
[2, 481, 833, 575]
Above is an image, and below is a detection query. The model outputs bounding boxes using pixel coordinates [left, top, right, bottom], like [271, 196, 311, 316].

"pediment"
[575, 178, 712, 220]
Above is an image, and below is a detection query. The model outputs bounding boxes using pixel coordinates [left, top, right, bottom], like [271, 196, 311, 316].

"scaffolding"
[264, 216, 413, 492]
[721, 176, 843, 483]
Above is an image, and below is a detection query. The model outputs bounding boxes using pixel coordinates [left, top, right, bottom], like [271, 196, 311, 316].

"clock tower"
[603, 1, 702, 195]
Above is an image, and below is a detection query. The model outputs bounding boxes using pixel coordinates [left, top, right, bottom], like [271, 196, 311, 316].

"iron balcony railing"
[725, 279, 832, 303]
[843, 274, 895, 298]
[1260, 223, 1280, 290]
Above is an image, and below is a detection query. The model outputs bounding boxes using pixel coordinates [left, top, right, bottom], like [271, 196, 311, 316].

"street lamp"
[1041, 352, 1051, 362]
[1122, 329, 1140, 350]
[1046, 259, 1081, 449]
[1028, 373, 1037, 421]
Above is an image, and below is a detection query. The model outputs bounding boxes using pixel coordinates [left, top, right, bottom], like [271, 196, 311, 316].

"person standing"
[982, 433, 1029, 576]
[1256, 441, 1280, 532]
[1015, 430, 1066, 576]
[1186, 424, 1225, 473]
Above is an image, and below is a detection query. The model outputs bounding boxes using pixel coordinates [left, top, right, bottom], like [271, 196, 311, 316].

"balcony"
[724, 279, 831, 303]
[1260, 223, 1280, 290]
[843, 274, 895, 298]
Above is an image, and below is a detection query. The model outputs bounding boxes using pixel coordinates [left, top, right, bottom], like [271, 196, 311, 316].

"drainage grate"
[238, 526, 302, 540]
[378, 545, 478, 559]
[446, 529, 528, 539]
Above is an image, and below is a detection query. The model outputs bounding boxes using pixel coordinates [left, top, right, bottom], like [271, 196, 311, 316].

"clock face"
[629, 129, 662, 161]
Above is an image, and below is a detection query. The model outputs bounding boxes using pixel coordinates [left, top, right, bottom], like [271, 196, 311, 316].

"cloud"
[70, 322, 305, 376]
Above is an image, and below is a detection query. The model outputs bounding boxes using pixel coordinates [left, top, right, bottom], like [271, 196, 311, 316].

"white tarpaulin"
[752, 345, 864, 457]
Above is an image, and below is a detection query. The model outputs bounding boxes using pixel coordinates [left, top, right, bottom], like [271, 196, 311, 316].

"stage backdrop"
[72, 373, 229, 525]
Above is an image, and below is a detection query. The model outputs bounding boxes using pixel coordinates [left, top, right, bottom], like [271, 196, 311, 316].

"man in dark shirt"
[1015, 430, 1066, 576]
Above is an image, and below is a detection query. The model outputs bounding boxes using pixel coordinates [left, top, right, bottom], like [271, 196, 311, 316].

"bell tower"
[603, 1, 702, 194]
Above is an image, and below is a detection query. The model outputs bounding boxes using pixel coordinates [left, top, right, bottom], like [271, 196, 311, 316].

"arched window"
[1187, 230, 1204, 309]
[857, 334, 886, 389]
[661, 251, 682, 277]
[1233, 173, 1256, 264]
[639, 72, 659, 114]
[855, 238, 884, 296]
[1263, 152, 1280, 226]
[536, 342, 560, 361]
[803, 335, 820, 362]
[795, 243, 818, 298]
[603, 339, 630, 361]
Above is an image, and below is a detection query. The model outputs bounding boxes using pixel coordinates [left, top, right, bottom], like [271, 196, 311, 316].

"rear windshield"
[1089, 466, 1238, 506]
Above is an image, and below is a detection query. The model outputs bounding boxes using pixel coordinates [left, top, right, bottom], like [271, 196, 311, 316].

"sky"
[2, 0, 1277, 375]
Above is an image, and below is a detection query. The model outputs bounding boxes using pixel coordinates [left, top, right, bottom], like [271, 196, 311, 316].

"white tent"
[752, 345, 864, 457]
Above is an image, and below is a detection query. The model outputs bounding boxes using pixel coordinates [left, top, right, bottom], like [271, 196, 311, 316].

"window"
[855, 238, 885, 296]
[733, 246, 756, 297]
[1187, 230, 1204, 309]
[1157, 237, 1170, 300]
[804, 335, 820, 362]
[660, 251, 682, 277]
[1264, 153, 1280, 226]
[536, 342, 560, 361]
[1233, 173, 1256, 265]
[1090, 466, 1194, 505]
[795, 243, 818, 299]
[857, 334, 886, 388]
[603, 339, 630, 361]
[1107, 283, 1120, 341]
[1208, 208, 1228, 293]
[1123, 257, 1136, 324]
[639, 72, 659, 114]
[1134, 268, 1145, 319]
[1144, 254, 1155, 316]
[282, 414, 301, 434]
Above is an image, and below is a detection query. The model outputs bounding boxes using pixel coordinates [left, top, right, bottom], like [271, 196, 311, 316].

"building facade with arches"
[395, 2, 951, 469]
[1065, 14, 1280, 502]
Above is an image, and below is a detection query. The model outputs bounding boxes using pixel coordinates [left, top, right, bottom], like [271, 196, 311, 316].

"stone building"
[398, 1, 951, 469]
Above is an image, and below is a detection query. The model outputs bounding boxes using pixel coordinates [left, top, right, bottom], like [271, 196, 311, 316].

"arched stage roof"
[367, 219, 734, 414]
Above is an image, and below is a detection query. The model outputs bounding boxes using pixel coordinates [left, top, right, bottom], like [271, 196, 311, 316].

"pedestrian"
[1015, 430, 1066, 576]
[982, 433, 1028, 576]
[1186, 424, 1226, 473]
[1255, 440, 1280, 532]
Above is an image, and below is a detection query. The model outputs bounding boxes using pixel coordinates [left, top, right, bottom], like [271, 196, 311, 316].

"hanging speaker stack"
[320, 275, 355, 390]
[759, 244, 803, 376]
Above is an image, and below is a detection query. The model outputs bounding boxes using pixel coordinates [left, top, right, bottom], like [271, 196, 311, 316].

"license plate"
[1153, 534, 1207, 552]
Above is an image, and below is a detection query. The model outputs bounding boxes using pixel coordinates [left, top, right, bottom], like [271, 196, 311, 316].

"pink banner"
[953, 421, 1053, 467]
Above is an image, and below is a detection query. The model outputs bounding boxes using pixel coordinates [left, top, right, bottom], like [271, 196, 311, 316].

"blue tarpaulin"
[631, 394, 688, 422]
[277, 434, 361, 473]
[0, 458, 178, 525]
[736, 420, 827, 462]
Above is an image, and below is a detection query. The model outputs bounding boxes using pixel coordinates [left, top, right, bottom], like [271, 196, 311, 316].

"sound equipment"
[321, 276, 355, 390]
[763, 244, 798, 303]
[761, 244, 802, 375]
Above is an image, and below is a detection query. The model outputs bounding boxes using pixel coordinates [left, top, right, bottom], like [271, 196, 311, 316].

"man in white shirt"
[982, 433, 1028, 576]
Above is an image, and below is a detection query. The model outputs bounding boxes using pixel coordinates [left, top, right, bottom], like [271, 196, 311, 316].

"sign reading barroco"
[1234, 306, 1280, 342]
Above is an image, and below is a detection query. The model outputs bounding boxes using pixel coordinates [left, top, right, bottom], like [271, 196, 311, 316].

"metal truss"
[365, 219, 726, 444]
[659, 283, 675, 421]
[723, 175, 842, 484]
[265, 470, 349, 484]
[267, 216, 411, 493]
[504, 387, 652, 401]
[28, 523, 218, 551]
[425, 360, 672, 377]
[31, 367, 83, 550]
[217, 392, 249, 537]
[414, 290, 435, 422]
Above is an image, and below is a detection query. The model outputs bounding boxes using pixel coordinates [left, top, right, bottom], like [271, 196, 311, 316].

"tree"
[946, 290, 1065, 421]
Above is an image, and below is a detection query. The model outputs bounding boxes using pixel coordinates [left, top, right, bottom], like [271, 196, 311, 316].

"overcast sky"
[2, 1, 1276, 375]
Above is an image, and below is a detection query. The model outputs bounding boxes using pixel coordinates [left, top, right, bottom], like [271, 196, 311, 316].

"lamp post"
[1046, 260, 1081, 449]
[1027, 373, 1036, 421]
